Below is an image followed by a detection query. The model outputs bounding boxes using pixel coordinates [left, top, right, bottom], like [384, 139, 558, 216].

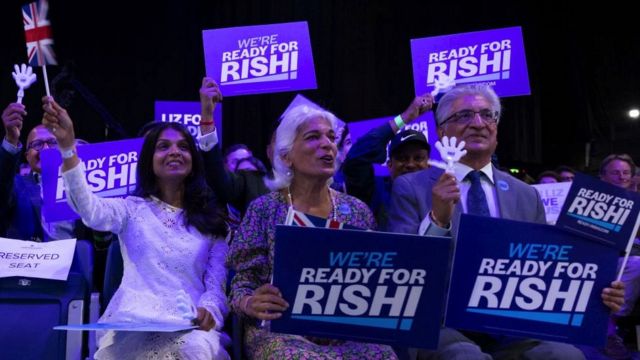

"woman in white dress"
[42, 96, 230, 360]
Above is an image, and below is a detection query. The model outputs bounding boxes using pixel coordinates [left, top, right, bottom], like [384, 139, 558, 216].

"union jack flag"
[22, 0, 57, 66]
[290, 210, 359, 230]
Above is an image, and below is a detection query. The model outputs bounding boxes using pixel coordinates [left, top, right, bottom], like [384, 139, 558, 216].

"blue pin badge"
[497, 180, 510, 191]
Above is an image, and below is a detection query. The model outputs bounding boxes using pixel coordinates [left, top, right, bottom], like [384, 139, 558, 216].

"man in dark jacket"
[342, 94, 433, 230]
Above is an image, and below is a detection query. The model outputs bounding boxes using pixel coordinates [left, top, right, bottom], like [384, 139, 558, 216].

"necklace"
[286, 186, 337, 221]
[150, 196, 183, 229]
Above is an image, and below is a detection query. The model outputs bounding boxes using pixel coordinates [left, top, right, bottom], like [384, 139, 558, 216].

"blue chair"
[102, 240, 123, 311]
[0, 239, 93, 360]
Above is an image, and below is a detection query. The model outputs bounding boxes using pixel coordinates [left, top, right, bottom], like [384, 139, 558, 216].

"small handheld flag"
[22, 0, 56, 96]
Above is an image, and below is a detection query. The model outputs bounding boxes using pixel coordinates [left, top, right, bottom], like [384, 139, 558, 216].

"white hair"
[264, 105, 339, 191]
[435, 84, 501, 125]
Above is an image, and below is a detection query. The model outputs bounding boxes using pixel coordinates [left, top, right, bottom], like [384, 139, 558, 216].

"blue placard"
[271, 225, 452, 349]
[446, 215, 618, 347]
[556, 173, 640, 250]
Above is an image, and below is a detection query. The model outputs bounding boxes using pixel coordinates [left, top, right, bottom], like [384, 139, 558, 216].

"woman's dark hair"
[536, 170, 561, 184]
[337, 124, 350, 151]
[223, 143, 252, 160]
[234, 156, 268, 175]
[134, 122, 226, 237]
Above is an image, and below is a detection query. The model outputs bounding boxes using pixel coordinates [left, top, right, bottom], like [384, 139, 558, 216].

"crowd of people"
[1, 80, 635, 360]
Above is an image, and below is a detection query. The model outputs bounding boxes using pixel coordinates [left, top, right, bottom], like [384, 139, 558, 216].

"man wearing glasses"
[600, 153, 640, 359]
[1, 102, 87, 241]
[388, 84, 624, 359]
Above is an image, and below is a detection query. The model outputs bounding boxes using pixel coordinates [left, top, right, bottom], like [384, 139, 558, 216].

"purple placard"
[40, 138, 144, 222]
[411, 27, 530, 98]
[154, 101, 222, 144]
[348, 112, 441, 177]
[202, 21, 317, 96]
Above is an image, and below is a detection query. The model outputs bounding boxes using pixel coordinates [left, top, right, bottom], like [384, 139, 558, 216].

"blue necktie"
[466, 171, 490, 217]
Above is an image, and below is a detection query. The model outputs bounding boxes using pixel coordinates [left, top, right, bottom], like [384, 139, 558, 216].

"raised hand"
[12, 64, 37, 104]
[1, 103, 26, 146]
[42, 96, 75, 149]
[433, 136, 467, 173]
[431, 171, 460, 227]
[400, 93, 434, 125]
[199, 77, 222, 118]
[199, 77, 222, 135]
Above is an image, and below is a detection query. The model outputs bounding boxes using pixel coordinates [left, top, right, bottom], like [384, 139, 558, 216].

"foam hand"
[12, 64, 37, 104]
[430, 136, 467, 173]
[430, 73, 456, 99]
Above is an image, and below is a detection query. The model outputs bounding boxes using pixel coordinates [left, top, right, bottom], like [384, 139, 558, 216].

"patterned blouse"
[228, 191, 397, 359]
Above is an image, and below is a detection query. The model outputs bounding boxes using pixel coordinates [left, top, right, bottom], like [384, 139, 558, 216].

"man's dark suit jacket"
[0, 146, 91, 241]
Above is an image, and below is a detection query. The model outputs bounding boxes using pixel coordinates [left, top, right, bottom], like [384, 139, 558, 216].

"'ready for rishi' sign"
[203, 21, 317, 97]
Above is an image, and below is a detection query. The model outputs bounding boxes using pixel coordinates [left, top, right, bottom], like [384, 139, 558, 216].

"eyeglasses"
[27, 139, 58, 151]
[606, 170, 632, 177]
[442, 109, 499, 126]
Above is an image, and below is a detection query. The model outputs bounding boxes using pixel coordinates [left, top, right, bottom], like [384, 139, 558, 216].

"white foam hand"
[12, 64, 37, 104]
[433, 136, 467, 173]
[176, 290, 197, 324]
[430, 74, 456, 98]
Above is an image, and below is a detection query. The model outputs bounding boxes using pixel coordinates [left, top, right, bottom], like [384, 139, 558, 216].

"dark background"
[2, 0, 639, 178]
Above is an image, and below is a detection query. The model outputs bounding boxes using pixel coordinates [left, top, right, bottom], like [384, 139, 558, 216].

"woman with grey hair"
[228, 105, 397, 359]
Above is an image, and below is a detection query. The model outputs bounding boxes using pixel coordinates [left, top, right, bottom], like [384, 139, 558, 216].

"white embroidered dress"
[63, 163, 229, 360]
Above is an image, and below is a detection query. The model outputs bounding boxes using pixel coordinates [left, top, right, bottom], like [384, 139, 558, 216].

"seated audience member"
[331, 123, 352, 192]
[632, 168, 640, 192]
[0, 102, 92, 241]
[555, 165, 577, 182]
[223, 143, 253, 173]
[235, 156, 267, 174]
[536, 170, 560, 184]
[198, 78, 270, 216]
[228, 105, 398, 359]
[600, 153, 640, 358]
[336, 122, 352, 166]
[342, 94, 433, 230]
[42, 97, 230, 360]
[387, 84, 625, 360]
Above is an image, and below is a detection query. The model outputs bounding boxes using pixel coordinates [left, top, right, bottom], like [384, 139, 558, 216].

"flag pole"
[42, 64, 51, 97]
